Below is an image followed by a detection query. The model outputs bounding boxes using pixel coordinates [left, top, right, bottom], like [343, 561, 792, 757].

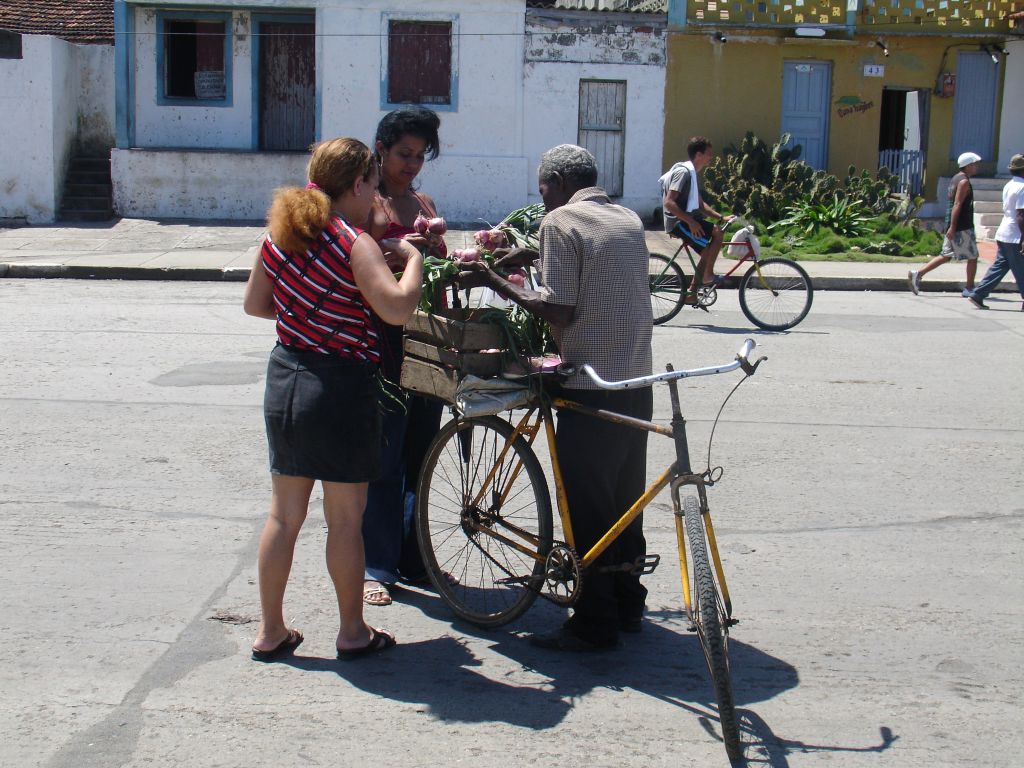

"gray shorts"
[939, 229, 978, 261]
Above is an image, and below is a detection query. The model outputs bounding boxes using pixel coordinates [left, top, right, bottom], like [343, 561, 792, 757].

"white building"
[0, 1, 115, 224]
[524, 2, 666, 216]
[0, 0, 666, 224]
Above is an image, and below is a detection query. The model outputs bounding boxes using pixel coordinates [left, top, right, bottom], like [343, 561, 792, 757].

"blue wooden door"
[781, 60, 832, 170]
[950, 52, 998, 160]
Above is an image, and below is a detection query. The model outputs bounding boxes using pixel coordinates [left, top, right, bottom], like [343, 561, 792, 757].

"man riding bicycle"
[660, 136, 734, 304]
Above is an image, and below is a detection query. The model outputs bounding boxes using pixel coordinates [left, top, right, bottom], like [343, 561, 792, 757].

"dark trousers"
[363, 392, 443, 583]
[555, 386, 653, 641]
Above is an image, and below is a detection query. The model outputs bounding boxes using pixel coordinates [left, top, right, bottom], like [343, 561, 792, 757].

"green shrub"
[801, 230, 848, 254]
[848, 236, 871, 248]
[889, 224, 917, 243]
[909, 230, 942, 255]
[866, 215, 895, 234]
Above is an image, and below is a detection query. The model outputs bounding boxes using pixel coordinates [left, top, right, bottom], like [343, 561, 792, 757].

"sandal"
[363, 581, 393, 606]
[336, 626, 396, 660]
[251, 628, 304, 662]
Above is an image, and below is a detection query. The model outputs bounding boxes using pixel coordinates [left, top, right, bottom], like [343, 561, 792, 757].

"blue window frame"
[380, 12, 459, 112]
[156, 10, 232, 107]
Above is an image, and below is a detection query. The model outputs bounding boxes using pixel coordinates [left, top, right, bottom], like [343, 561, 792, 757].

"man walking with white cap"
[908, 151, 981, 295]
[964, 153, 1024, 310]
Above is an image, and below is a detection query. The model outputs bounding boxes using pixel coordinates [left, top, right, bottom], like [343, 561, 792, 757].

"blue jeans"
[971, 240, 1024, 300]
[362, 395, 442, 584]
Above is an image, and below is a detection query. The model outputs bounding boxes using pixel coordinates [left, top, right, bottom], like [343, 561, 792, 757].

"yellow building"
[664, 0, 1020, 202]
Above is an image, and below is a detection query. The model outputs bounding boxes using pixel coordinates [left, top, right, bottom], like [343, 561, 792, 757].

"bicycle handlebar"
[580, 339, 766, 390]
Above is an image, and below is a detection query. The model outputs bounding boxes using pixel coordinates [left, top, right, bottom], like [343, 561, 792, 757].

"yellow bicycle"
[415, 340, 766, 761]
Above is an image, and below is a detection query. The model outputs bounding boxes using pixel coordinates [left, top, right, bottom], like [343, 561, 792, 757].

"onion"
[427, 217, 447, 235]
[507, 272, 525, 287]
[413, 215, 429, 235]
[456, 248, 480, 263]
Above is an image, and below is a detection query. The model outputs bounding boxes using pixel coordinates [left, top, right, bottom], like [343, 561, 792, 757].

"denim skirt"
[264, 343, 382, 483]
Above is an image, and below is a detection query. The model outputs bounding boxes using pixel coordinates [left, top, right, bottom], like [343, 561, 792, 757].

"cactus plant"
[703, 131, 909, 229]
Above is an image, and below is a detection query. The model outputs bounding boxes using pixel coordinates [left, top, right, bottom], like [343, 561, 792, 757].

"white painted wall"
[51, 39, 77, 217]
[317, 0, 529, 224]
[997, 39, 1023, 172]
[112, 148, 308, 219]
[131, 7, 254, 149]
[0, 35, 115, 223]
[523, 13, 666, 219]
[0, 36, 72, 222]
[119, 0, 531, 222]
[77, 45, 116, 154]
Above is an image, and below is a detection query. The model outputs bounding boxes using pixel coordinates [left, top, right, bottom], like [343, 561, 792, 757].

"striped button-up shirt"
[539, 187, 653, 390]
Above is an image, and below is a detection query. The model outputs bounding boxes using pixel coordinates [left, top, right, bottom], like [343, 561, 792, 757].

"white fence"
[878, 149, 924, 197]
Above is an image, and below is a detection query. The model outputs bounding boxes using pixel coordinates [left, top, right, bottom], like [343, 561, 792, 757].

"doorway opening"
[878, 87, 928, 196]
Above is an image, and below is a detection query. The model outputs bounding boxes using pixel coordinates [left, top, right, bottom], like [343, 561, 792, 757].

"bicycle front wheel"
[738, 257, 813, 331]
[649, 252, 686, 325]
[416, 415, 553, 628]
[683, 495, 741, 760]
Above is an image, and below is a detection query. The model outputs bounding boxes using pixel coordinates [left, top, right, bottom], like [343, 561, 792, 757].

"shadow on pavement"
[280, 588, 896, 764]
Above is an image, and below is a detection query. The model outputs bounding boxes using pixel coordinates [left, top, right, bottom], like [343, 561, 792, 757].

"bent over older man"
[459, 144, 654, 651]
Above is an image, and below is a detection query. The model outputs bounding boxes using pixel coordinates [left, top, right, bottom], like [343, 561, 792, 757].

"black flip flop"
[336, 627, 396, 660]
[251, 629, 304, 662]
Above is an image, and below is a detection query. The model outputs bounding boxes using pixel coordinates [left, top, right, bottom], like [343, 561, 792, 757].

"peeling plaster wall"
[0, 36, 69, 223]
[523, 13, 665, 218]
[77, 45, 116, 155]
[111, 148, 308, 219]
[525, 12, 665, 66]
[997, 40, 1023, 172]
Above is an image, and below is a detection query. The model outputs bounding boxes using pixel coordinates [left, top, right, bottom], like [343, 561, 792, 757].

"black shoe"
[968, 294, 988, 310]
[529, 629, 619, 652]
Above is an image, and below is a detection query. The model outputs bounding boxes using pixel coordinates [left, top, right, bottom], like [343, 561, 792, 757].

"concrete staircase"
[59, 155, 113, 222]
[934, 175, 1005, 241]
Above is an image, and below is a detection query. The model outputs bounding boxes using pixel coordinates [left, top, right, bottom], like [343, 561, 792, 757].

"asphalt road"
[0, 280, 1021, 768]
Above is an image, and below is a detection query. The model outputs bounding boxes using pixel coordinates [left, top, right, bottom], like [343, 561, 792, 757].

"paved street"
[0, 279, 1021, 767]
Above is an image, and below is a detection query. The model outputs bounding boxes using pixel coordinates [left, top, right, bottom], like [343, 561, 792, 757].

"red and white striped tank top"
[261, 215, 379, 363]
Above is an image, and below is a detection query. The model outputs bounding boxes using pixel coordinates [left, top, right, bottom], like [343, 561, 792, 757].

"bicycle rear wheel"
[416, 415, 553, 628]
[738, 257, 813, 331]
[649, 253, 686, 325]
[683, 495, 741, 760]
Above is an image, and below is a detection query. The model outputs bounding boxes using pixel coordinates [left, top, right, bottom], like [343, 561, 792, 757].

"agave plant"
[770, 193, 872, 238]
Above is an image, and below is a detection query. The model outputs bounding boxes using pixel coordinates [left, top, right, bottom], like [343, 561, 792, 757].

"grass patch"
[744, 220, 944, 262]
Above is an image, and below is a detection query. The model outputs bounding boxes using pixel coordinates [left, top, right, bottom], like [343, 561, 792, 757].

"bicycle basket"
[727, 225, 761, 259]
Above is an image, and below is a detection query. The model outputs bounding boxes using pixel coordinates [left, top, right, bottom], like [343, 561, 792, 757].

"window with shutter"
[387, 20, 452, 106]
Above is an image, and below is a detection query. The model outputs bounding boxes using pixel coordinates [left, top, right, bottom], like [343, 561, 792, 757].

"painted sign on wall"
[835, 95, 875, 117]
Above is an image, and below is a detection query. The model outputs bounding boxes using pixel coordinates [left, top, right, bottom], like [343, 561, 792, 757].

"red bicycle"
[649, 219, 813, 331]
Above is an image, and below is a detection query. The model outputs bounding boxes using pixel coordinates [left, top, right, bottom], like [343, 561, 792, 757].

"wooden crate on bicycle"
[400, 308, 508, 403]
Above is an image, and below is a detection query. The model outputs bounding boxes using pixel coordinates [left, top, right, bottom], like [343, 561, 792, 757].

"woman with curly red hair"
[244, 137, 422, 660]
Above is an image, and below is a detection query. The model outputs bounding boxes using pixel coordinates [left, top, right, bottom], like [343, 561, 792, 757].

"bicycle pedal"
[725, 617, 740, 628]
[631, 554, 660, 575]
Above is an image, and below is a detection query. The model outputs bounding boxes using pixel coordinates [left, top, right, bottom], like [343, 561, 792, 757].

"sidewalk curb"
[0, 262, 1017, 294]
[0, 263, 250, 282]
